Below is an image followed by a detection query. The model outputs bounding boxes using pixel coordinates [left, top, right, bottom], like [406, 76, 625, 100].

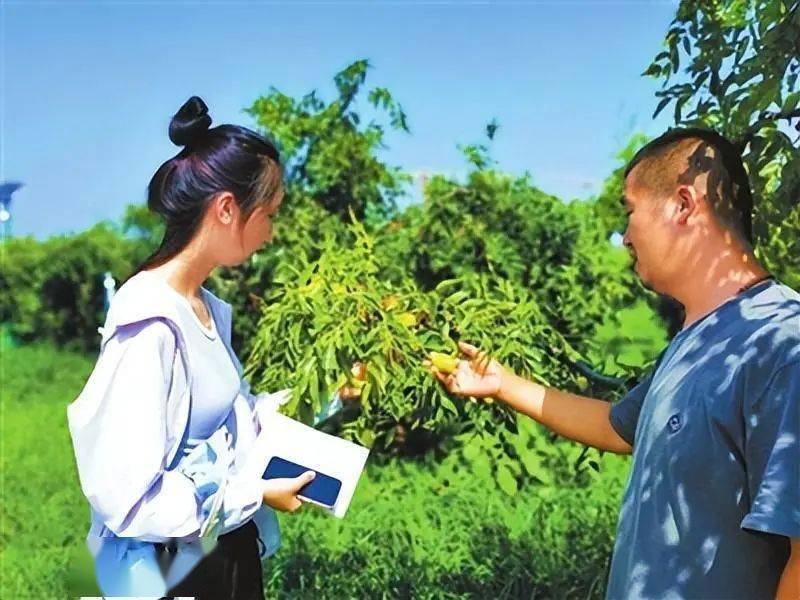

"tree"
[644, 0, 800, 286]
[120, 203, 165, 250]
[246, 59, 410, 224]
[209, 61, 412, 355]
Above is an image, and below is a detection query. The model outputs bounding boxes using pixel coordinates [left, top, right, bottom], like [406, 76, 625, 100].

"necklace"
[737, 273, 774, 295]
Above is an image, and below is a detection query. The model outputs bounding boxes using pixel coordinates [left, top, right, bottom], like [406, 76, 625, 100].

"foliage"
[209, 60, 410, 356]
[244, 201, 645, 485]
[0, 223, 149, 352]
[206, 199, 348, 356]
[120, 202, 165, 250]
[645, 0, 800, 286]
[0, 344, 99, 598]
[267, 454, 627, 600]
[246, 59, 410, 224]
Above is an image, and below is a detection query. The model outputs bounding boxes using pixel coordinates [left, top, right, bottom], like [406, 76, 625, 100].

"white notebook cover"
[244, 392, 370, 518]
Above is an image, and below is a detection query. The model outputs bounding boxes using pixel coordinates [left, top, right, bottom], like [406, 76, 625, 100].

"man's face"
[622, 172, 685, 294]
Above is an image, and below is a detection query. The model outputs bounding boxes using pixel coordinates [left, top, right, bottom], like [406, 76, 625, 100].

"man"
[431, 128, 799, 599]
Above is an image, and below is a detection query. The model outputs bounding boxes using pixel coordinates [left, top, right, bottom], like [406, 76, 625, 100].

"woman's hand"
[262, 471, 315, 513]
[427, 341, 507, 399]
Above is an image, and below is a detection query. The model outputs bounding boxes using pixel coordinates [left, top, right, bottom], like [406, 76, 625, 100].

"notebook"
[242, 390, 370, 518]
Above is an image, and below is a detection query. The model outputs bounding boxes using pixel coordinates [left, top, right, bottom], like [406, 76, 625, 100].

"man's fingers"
[458, 341, 480, 358]
[456, 359, 472, 375]
[433, 370, 462, 394]
[445, 373, 461, 394]
[473, 353, 492, 375]
[459, 341, 492, 373]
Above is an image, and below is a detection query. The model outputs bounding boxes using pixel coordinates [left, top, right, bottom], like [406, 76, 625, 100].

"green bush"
[267, 455, 627, 599]
[0, 223, 150, 352]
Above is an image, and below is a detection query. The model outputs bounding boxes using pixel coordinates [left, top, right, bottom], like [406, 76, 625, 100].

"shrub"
[0, 223, 149, 352]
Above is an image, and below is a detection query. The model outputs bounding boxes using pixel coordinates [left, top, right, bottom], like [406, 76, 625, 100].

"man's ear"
[213, 192, 237, 226]
[675, 185, 698, 226]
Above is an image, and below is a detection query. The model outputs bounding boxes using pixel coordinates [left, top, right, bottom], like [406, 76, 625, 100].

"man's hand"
[427, 341, 632, 454]
[426, 341, 507, 399]
[262, 471, 315, 513]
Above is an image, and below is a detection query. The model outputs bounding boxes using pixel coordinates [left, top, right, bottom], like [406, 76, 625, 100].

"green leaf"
[783, 91, 800, 113]
[439, 394, 458, 416]
[496, 464, 518, 496]
[653, 96, 671, 118]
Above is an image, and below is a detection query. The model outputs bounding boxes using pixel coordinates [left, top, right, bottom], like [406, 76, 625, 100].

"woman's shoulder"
[102, 272, 187, 346]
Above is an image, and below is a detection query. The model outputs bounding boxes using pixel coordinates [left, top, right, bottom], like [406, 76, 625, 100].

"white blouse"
[136, 271, 241, 444]
[67, 272, 280, 594]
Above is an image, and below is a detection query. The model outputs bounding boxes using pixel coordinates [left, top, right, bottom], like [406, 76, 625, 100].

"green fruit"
[397, 312, 417, 328]
[429, 352, 458, 373]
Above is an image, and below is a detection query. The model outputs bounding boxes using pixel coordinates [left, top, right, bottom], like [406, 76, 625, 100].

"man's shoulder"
[737, 281, 800, 371]
[744, 280, 800, 316]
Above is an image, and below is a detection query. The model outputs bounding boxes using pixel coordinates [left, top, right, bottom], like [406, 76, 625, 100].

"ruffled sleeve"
[68, 319, 213, 541]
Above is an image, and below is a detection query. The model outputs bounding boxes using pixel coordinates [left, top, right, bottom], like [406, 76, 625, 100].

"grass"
[1, 344, 97, 597]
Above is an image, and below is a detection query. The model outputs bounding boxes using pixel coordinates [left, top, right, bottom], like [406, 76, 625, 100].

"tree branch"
[736, 108, 800, 151]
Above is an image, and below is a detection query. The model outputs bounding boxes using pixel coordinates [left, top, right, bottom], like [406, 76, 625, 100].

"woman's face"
[211, 190, 284, 267]
[241, 194, 282, 253]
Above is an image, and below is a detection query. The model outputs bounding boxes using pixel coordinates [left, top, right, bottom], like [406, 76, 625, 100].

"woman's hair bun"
[169, 96, 212, 147]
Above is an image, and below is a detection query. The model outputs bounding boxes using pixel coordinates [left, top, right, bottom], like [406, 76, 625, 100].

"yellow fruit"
[429, 352, 458, 373]
[397, 312, 417, 328]
[351, 362, 367, 381]
[380, 295, 399, 311]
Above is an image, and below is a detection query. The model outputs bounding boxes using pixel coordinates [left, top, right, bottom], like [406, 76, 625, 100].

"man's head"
[621, 128, 754, 294]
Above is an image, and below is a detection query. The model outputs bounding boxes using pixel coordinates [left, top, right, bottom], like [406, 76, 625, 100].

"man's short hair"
[624, 128, 753, 244]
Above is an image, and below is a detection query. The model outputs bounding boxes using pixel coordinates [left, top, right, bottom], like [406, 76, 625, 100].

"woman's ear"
[213, 192, 238, 226]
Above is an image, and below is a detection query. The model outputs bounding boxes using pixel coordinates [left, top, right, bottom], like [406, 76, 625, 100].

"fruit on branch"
[429, 352, 458, 374]
[397, 312, 417, 328]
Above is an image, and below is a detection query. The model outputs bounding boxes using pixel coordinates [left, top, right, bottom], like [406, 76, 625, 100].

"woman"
[67, 96, 348, 598]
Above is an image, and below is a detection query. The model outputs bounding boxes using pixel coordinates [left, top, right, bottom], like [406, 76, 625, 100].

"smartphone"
[263, 456, 342, 508]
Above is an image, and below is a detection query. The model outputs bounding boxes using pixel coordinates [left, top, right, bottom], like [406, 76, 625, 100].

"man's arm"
[497, 370, 633, 454]
[776, 538, 799, 600]
[430, 342, 635, 455]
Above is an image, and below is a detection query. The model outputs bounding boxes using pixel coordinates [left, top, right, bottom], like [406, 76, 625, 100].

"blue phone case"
[263, 456, 342, 507]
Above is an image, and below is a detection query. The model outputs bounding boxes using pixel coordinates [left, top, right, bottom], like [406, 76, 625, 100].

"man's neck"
[671, 246, 770, 330]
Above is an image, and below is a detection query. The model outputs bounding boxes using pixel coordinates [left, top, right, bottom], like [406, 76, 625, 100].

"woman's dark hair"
[129, 96, 282, 278]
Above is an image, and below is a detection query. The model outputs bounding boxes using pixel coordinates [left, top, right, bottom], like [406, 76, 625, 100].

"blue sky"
[3, 0, 676, 239]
